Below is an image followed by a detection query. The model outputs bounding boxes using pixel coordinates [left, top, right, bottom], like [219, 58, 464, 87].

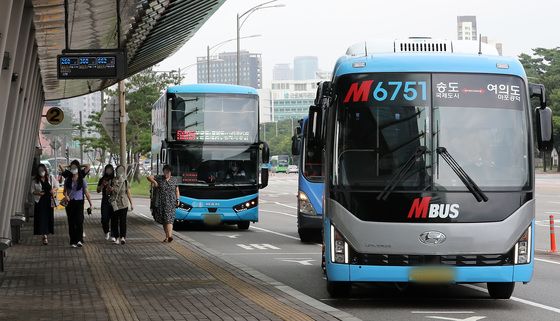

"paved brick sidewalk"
[0, 210, 344, 321]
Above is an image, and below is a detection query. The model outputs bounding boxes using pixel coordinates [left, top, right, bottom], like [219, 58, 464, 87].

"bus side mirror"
[291, 126, 302, 156]
[260, 141, 270, 189]
[531, 83, 554, 152]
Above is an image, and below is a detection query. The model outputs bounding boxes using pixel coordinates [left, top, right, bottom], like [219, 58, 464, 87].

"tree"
[519, 47, 560, 171]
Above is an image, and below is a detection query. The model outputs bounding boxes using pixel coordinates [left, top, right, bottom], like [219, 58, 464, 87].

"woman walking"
[97, 164, 114, 241]
[62, 162, 92, 248]
[147, 165, 179, 243]
[31, 164, 58, 245]
[108, 165, 133, 245]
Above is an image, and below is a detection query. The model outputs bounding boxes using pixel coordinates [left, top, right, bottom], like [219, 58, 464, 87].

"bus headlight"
[514, 225, 531, 264]
[330, 225, 349, 264]
[298, 191, 316, 215]
[178, 202, 192, 212]
[233, 198, 258, 213]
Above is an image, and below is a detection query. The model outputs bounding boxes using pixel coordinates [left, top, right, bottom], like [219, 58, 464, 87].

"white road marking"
[535, 258, 560, 265]
[274, 202, 298, 210]
[260, 209, 297, 218]
[224, 252, 320, 256]
[547, 201, 560, 205]
[411, 311, 475, 314]
[276, 258, 315, 266]
[462, 284, 560, 314]
[212, 233, 240, 239]
[236, 243, 280, 250]
[250, 226, 323, 247]
[425, 317, 485, 321]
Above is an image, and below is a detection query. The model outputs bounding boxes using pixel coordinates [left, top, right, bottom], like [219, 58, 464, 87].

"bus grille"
[350, 252, 514, 266]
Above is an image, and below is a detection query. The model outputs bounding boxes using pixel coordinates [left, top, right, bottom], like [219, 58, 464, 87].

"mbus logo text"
[407, 197, 460, 219]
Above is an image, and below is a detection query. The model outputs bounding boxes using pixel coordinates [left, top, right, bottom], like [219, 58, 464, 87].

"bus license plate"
[202, 214, 222, 225]
[409, 267, 455, 283]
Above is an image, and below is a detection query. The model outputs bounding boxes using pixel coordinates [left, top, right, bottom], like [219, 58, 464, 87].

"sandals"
[162, 237, 173, 243]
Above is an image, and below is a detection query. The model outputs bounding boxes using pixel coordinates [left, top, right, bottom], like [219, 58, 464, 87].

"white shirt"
[30, 175, 59, 203]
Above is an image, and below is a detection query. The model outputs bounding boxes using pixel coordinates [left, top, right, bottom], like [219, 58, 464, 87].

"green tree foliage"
[519, 47, 560, 170]
[260, 119, 299, 156]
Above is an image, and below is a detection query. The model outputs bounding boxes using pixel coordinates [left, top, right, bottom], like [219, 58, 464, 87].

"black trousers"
[111, 208, 128, 238]
[100, 201, 112, 234]
[66, 200, 84, 245]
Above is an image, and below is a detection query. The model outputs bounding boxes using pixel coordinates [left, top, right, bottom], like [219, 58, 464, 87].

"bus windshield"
[168, 146, 258, 186]
[169, 94, 258, 143]
[334, 72, 529, 191]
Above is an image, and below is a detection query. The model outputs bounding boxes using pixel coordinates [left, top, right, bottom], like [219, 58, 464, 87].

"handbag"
[49, 175, 58, 208]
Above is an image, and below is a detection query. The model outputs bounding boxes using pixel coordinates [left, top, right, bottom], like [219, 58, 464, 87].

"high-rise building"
[293, 56, 318, 80]
[481, 36, 503, 56]
[257, 89, 274, 123]
[59, 91, 102, 123]
[272, 63, 293, 81]
[457, 16, 477, 41]
[197, 51, 262, 89]
[271, 80, 319, 121]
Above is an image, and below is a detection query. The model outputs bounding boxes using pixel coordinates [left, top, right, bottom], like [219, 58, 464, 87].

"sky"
[155, 0, 560, 87]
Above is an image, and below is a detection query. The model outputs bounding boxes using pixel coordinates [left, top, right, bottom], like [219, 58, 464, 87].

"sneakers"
[113, 237, 120, 245]
[76, 242, 83, 248]
[105, 232, 111, 240]
[71, 244, 78, 248]
[120, 237, 126, 245]
[111, 237, 116, 242]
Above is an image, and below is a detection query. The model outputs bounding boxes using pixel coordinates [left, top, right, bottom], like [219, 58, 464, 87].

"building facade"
[457, 16, 478, 41]
[197, 51, 262, 89]
[257, 89, 274, 124]
[293, 56, 318, 80]
[271, 80, 319, 121]
[272, 63, 293, 81]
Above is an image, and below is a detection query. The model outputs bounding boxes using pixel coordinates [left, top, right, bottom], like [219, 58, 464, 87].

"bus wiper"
[436, 147, 488, 202]
[377, 146, 427, 201]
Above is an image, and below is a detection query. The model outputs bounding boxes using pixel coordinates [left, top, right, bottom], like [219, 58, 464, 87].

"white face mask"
[38, 170, 46, 177]
[70, 168, 79, 175]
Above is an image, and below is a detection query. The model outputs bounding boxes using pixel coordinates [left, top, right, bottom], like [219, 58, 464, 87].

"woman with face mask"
[97, 164, 115, 241]
[108, 165, 133, 245]
[31, 164, 59, 245]
[62, 161, 93, 248]
[147, 165, 180, 242]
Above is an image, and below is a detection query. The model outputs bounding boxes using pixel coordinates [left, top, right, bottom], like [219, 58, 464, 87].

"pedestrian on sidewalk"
[147, 165, 179, 243]
[108, 165, 133, 245]
[62, 162, 93, 248]
[31, 164, 59, 245]
[97, 164, 114, 241]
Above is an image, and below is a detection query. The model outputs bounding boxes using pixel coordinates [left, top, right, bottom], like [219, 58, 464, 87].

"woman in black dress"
[31, 164, 59, 245]
[147, 165, 180, 243]
[97, 164, 114, 241]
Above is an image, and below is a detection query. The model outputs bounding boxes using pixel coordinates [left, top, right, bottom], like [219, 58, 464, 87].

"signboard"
[176, 130, 251, 142]
[101, 98, 120, 143]
[57, 52, 126, 79]
[45, 107, 64, 125]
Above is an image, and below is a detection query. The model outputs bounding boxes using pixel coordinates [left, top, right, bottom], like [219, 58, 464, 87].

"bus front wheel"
[237, 221, 250, 230]
[487, 282, 515, 299]
[327, 281, 351, 298]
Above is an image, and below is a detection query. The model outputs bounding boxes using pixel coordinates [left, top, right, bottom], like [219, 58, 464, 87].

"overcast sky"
[156, 0, 560, 87]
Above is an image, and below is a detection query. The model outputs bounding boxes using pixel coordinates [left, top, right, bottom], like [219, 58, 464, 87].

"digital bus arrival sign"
[57, 52, 126, 79]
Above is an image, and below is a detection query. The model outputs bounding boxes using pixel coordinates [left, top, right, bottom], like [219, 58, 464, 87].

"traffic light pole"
[118, 80, 127, 168]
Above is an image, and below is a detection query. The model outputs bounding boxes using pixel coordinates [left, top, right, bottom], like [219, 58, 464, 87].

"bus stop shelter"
[0, 0, 225, 265]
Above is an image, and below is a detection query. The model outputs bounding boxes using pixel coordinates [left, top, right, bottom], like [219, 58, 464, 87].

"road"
[131, 173, 560, 321]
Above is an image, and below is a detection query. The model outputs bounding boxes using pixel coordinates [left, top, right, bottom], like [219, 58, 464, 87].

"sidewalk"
[0, 209, 347, 321]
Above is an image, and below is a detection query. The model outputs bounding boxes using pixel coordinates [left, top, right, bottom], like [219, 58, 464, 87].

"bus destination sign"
[57, 53, 125, 79]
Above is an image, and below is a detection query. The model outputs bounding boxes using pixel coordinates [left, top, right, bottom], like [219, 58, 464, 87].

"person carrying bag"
[108, 165, 133, 245]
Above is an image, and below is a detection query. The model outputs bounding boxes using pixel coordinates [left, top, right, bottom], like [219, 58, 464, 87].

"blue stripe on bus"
[167, 83, 258, 95]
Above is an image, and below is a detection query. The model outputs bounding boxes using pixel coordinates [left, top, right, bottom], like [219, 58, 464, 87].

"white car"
[287, 164, 299, 173]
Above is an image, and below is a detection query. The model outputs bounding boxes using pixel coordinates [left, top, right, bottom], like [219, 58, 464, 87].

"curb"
[132, 211, 362, 321]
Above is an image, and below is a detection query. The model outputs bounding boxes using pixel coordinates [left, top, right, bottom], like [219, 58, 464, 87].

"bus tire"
[326, 281, 351, 298]
[237, 221, 250, 230]
[487, 282, 515, 299]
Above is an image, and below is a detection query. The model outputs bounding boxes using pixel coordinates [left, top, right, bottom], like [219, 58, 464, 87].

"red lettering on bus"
[343, 80, 373, 103]
[407, 197, 432, 219]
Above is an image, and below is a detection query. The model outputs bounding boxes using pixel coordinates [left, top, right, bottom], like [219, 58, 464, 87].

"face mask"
[38, 170, 45, 177]
[70, 168, 79, 175]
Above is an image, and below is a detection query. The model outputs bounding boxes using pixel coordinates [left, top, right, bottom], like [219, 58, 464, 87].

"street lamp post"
[236, 0, 284, 85]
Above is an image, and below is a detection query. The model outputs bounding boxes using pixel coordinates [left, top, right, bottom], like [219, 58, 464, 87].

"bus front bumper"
[175, 194, 259, 223]
[326, 261, 534, 283]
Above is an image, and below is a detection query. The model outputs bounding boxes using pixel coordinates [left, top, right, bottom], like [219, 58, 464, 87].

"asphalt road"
[130, 173, 560, 321]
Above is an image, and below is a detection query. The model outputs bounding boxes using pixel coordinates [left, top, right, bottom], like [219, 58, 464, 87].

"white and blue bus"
[309, 38, 552, 299]
[152, 84, 270, 230]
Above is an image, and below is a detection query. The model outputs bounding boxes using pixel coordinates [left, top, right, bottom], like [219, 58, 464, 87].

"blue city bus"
[308, 38, 552, 299]
[292, 116, 324, 242]
[152, 84, 269, 230]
